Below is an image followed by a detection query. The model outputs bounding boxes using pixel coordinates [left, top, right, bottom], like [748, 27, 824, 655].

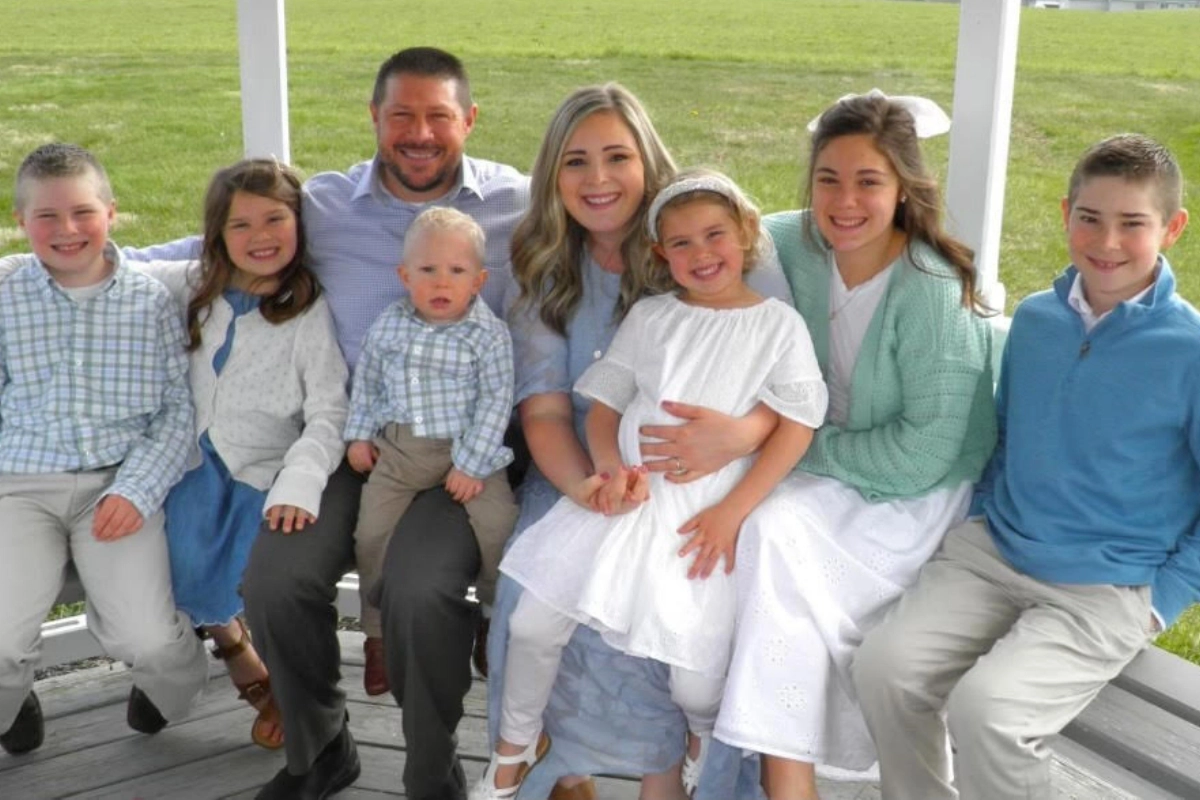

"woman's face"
[810, 133, 903, 265]
[556, 110, 646, 247]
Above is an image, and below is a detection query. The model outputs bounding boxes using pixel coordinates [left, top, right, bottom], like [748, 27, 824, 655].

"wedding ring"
[672, 457, 687, 475]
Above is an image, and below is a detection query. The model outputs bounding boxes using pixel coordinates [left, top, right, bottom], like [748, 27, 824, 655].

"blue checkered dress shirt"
[0, 249, 194, 517]
[344, 297, 514, 479]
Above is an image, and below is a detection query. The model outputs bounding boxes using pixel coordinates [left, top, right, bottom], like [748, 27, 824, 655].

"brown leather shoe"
[472, 615, 490, 678]
[362, 636, 389, 696]
[548, 778, 598, 800]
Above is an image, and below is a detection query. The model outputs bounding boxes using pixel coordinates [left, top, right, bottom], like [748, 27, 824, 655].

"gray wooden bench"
[42, 566, 1200, 797]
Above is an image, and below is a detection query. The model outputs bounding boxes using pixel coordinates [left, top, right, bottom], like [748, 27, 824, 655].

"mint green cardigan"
[765, 210, 997, 501]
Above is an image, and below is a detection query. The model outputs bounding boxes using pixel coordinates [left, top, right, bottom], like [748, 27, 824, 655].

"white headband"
[646, 173, 742, 241]
[806, 88, 951, 139]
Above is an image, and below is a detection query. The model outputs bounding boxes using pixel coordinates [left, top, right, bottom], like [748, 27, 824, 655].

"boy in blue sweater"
[852, 133, 1197, 800]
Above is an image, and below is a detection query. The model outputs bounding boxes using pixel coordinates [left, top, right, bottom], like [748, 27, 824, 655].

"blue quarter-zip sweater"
[979, 259, 1200, 626]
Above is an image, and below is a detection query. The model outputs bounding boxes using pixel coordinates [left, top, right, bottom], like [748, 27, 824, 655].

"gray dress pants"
[242, 459, 480, 800]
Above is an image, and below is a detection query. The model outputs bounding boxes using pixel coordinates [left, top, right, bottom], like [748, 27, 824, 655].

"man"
[127, 47, 528, 800]
[248, 47, 528, 800]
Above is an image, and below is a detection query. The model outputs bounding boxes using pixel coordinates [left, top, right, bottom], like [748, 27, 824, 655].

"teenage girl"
[713, 92, 997, 800]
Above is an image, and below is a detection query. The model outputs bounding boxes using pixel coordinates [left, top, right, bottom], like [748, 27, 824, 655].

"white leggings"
[500, 591, 723, 747]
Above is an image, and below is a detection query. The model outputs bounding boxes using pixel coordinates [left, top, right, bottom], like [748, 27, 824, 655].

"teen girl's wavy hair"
[512, 83, 678, 335]
[188, 158, 320, 350]
[804, 94, 989, 315]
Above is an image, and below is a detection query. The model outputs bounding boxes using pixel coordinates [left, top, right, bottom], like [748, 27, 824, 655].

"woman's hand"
[640, 401, 778, 483]
[677, 501, 745, 579]
[266, 504, 316, 534]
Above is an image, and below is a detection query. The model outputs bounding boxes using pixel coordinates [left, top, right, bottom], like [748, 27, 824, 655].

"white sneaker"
[469, 731, 552, 800]
[681, 731, 712, 797]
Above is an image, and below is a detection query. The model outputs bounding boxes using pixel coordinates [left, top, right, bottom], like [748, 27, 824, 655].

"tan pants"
[353, 423, 518, 638]
[0, 470, 208, 730]
[852, 518, 1154, 800]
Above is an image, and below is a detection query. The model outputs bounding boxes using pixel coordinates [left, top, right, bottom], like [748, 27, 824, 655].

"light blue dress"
[165, 289, 266, 626]
[488, 255, 775, 799]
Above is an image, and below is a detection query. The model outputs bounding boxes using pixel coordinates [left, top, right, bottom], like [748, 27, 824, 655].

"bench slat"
[1063, 683, 1200, 799]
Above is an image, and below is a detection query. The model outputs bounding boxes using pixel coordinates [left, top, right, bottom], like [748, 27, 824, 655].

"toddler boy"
[345, 206, 517, 695]
[0, 143, 206, 756]
[852, 133, 1198, 800]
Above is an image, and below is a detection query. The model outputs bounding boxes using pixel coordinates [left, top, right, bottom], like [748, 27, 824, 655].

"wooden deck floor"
[0, 631, 1168, 799]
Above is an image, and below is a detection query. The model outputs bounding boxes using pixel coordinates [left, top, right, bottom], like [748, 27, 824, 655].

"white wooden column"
[946, 0, 1021, 312]
[236, 0, 291, 162]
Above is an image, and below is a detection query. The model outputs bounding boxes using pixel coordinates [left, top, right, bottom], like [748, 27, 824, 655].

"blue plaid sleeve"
[107, 291, 195, 517]
[451, 325, 515, 478]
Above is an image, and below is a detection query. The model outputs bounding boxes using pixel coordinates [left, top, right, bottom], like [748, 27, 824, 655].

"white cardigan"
[140, 260, 349, 517]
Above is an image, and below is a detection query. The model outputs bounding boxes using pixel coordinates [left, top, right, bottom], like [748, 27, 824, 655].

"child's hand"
[266, 504, 316, 534]
[445, 468, 484, 504]
[347, 440, 379, 473]
[597, 465, 650, 516]
[93, 495, 144, 541]
[677, 501, 745, 579]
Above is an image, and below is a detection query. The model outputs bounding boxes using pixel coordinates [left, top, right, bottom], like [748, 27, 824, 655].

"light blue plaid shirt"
[345, 297, 514, 479]
[0, 246, 194, 517]
[122, 155, 530, 373]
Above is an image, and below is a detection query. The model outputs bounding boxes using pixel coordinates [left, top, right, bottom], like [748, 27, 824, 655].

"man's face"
[371, 74, 477, 203]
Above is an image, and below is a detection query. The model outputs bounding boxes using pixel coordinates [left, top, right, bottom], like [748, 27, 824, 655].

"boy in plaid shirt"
[344, 207, 518, 692]
[0, 143, 206, 756]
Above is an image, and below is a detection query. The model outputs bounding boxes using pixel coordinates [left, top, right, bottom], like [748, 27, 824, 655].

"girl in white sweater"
[147, 159, 349, 750]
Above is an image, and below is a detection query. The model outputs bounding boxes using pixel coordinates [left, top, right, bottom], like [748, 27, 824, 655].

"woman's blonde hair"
[512, 83, 677, 335]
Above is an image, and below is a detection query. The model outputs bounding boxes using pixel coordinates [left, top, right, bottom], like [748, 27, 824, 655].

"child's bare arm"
[678, 417, 815, 579]
[586, 402, 648, 515]
[521, 393, 606, 510]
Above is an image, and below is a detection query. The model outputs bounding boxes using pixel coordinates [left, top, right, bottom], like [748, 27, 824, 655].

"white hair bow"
[806, 88, 951, 138]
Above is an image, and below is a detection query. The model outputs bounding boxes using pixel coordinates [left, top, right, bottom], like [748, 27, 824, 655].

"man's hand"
[93, 495, 144, 541]
[347, 440, 379, 473]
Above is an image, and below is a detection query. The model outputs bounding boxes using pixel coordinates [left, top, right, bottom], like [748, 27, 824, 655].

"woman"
[485, 83, 789, 799]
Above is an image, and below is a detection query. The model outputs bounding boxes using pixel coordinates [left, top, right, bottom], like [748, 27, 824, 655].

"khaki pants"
[852, 518, 1154, 800]
[354, 423, 518, 637]
[0, 470, 208, 730]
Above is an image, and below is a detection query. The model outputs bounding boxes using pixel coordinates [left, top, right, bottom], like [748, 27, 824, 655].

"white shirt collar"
[1067, 273, 1154, 333]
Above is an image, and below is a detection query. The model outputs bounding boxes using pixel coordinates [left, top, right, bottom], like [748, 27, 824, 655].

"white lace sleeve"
[572, 298, 650, 414]
[575, 360, 637, 413]
[761, 379, 828, 428]
[759, 309, 828, 428]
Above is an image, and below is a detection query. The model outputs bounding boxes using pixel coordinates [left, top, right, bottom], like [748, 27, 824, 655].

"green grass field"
[2, 0, 1198, 663]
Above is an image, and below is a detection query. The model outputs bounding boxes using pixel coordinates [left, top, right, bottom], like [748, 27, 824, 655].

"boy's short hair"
[1067, 134, 1183, 220]
[403, 206, 486, 266]
[14, 142, 113, 212]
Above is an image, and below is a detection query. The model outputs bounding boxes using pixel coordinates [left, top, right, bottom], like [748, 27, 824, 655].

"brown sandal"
[211, 618, 284, 750]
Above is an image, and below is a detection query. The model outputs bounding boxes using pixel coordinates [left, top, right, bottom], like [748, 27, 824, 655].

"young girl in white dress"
[473, 169, 828, 800]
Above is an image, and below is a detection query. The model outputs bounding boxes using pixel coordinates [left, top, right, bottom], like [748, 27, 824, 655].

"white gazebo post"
[946, 0, 1021, 314]
[236, 0, 291, 162]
